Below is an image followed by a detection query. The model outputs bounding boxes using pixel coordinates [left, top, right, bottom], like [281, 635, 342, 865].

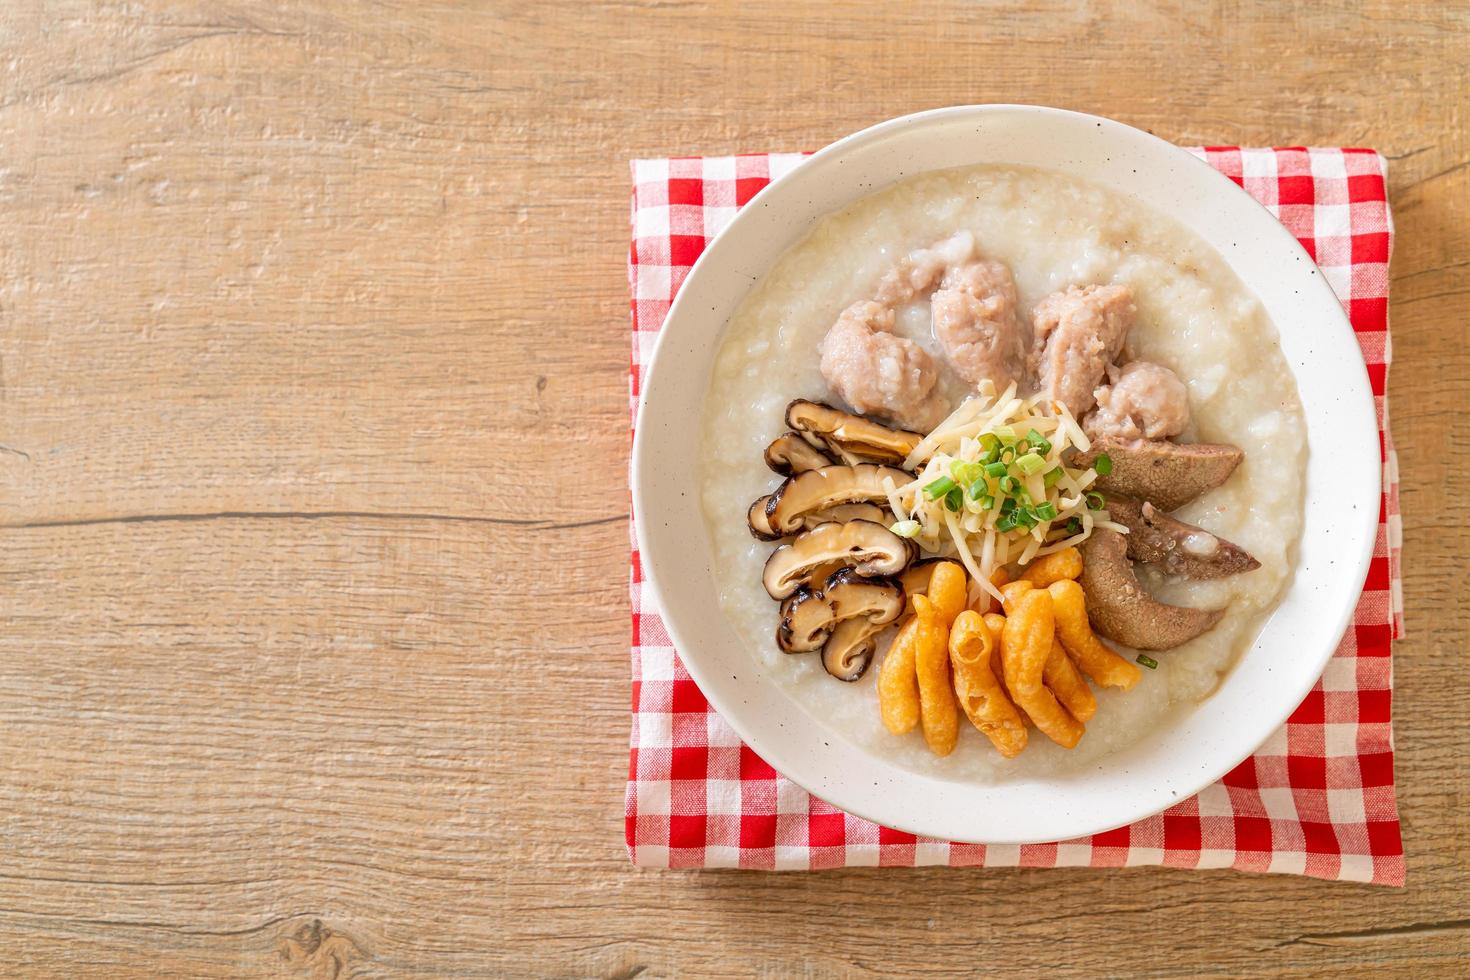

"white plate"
[631, 106, 1379, 844]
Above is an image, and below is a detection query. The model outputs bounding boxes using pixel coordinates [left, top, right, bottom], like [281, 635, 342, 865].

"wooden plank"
[0, 0, 1465, 975]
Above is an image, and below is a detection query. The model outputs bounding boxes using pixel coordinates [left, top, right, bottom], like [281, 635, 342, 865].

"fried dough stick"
[950, 611, 1027, 758]
[1001, 590, 1084, 748]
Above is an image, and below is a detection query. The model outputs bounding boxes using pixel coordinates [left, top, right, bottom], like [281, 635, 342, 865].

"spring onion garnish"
[890, 519, 921, 538]
[924, 476, 957, 499]
[1136, 653, 1159, 670]
[1043, 467, 1064, 488]
[1067, 516, 1083, 534]
[983, 460, 1007, 478]
[1094, 452, 1114, 476]
[1085, 491, 1106, 510]
[1034, 501, 1058, 521]
[944, 486, 963, 512]
[979, 494, 995, 511]
[951, 461, 986, 485]
[999, 475, 1019, 495]
[1027, 429, 1052, 455]
[1016, 452, 1046, 475]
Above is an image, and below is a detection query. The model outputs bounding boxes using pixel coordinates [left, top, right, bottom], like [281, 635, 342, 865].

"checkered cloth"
[627, 148, 1404, 885]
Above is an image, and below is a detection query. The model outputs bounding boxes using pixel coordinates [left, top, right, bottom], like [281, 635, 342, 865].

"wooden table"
[2, 2, 1465, 975]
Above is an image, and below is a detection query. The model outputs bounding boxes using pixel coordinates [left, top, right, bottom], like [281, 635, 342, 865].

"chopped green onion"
[1027, 429, 1052, 455]
[1015, 508, 1038, 530]
[999, 476, 1019, 495]
[924, 476, 957, 500]
[992, 425, 1016, 442]
[1016, 452, 1046, 475]
[983, 460, 1008, 478]
[1085, 491, 1106, 510]
[1043, 467, 1064, 488]
[1094, 452, 1114, 476]
[979, 494, 995, 510]
[1015, 439, 1029, 455]
[890, 519, 921, 538]
[995, 512, 1019, 533]
[966, 481, 987, 502]
[1136, 653, 1159, 670]
[944, 487, 963, 512]
[1000, 448, 1015, 464]
[950, 460, 985, 485]
[1066, 516, 1083, 534]
[1000, 497, 1017, 516]
[978, 432, 1000, 456]
[1035, 501, 1058, 521]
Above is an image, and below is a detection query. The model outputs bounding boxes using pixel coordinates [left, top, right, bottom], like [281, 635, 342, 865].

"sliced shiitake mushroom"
[761, 520, 913, 599]
[765, 464, 911, 535]
[1073, 439, 1244, 512]
[786, 399, 923, 465]
[776, 588, 834, 653]
[764, 431, 835, 475]
[809, 502, 887, 526]
[824, 567, 906, 626]
[823, 568, 907, 681]
[821, 618, 887, 681]
[776, 569, 905, 661]
[1079, 529, 1224, 650]
[748, 495, 781, 541]
[748, 498, 888, 542]
[1106, 496, 1260, 579]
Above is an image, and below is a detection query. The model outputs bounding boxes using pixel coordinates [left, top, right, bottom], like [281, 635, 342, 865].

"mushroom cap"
[747, 495, 781, 541]
[809, 502, 887, 526]
[1079, 529, 1225, 650]
[748, 498, 888, 543]
[776, 588, 834, 653]
[823, 567, 907, 625]
[765, 463, 911, 534]
[1073, 439, 1244, 512]
[764, 431, 835, 476]
[775, 570, 904, 657]
[761, 520, 914, 599]
[1106, 496, 1260, 579]
[821, 617, 887, 681]
[786, 399, 923, 466]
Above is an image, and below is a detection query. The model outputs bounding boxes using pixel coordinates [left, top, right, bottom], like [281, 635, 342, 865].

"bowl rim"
[631, 104, 1380, 844]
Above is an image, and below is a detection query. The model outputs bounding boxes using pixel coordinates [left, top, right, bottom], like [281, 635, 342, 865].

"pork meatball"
[931, 258, 1030, 392]
[873, 231, 977, 306]
[1084, 360, 1190, 442]
[819, 300, 949, 431]
[1031, 283, 1136, 417]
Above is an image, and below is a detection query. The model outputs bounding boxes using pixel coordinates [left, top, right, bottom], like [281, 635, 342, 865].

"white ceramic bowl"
[631, 106, 1379, 844]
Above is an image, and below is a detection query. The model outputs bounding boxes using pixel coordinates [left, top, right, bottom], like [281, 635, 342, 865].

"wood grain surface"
[0, 1, 1466, 976]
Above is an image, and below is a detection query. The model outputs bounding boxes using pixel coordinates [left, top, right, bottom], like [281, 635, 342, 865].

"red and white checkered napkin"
[627, 148, 1404, 885]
